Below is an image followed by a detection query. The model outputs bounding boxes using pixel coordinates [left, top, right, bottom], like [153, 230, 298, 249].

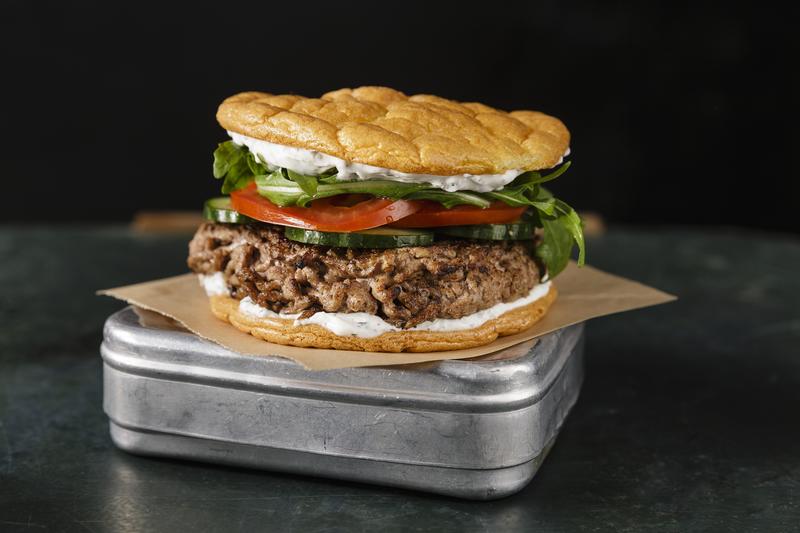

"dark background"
[2, 1, 797, 232]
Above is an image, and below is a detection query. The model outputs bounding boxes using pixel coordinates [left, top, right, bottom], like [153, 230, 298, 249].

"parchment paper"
[99, 262, 675, 370]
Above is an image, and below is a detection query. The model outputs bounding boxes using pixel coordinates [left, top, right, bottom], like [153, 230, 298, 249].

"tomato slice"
[389, 201, 527, 228]
[230, 184, 421, 232]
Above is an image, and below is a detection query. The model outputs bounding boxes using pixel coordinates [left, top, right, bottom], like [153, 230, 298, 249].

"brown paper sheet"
[98, 262, 675, 371]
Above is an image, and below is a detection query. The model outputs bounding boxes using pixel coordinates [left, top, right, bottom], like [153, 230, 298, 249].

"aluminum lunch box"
[101, 306, 584, 500]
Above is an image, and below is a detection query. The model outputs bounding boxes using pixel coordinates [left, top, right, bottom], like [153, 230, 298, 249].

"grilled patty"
[188, 223, 542, 328]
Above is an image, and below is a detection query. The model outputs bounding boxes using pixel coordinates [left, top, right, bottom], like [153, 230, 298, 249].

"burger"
[187, 86, 584, 352]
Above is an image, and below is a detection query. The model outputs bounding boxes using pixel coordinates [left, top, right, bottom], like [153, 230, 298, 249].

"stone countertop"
[1, 226, 798, 532]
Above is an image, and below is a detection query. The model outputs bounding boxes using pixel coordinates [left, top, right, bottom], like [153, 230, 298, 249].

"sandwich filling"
[212, 139, 584, 277]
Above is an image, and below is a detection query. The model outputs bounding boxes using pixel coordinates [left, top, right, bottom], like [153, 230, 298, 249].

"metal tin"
[101, 306, 584, 500]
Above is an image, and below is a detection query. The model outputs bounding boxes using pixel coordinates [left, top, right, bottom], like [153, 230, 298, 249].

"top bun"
[217, 86, 570, 176]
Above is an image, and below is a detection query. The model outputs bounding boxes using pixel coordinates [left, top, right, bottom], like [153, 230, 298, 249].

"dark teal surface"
[1, 226, 798, 532]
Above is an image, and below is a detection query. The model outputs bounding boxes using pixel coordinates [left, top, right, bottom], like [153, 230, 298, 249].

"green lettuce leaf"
[285, 169, 320, 196]
[253, 170, 306, 206]
[213, 141, 268, 194]
[405, 190, 490, 208]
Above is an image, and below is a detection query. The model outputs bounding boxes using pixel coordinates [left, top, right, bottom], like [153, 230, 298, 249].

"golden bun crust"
[217, 86, 570, 176]
[208, 284, 557, 353]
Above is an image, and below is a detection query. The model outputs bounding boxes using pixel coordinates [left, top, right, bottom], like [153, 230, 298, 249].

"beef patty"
[188, 223, 542, 328]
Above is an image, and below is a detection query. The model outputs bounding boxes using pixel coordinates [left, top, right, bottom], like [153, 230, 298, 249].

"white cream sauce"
[199, 272, 228, 296]
[199, 274, 552, 339]
[410, 282, 551, 332]
[228, 131, 526, 193]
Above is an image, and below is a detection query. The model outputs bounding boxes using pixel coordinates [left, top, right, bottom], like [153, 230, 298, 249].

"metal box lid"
[102, 307, 583, 471]
[102, 307, 582, 414]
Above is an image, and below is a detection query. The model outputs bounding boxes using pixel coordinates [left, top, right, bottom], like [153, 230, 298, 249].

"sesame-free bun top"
[216, 86, 570, 176]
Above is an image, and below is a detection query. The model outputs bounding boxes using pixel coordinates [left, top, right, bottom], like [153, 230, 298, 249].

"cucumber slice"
[203, 197, 250, 224]
[436, 221, 536, 240]
[284, 227, 434, 248]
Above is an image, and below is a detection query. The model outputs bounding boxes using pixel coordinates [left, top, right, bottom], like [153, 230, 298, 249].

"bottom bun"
[209, 283, 557, 353]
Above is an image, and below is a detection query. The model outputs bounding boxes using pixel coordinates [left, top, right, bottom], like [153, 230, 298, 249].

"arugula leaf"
[313, 180, 428, 199]
[554, 198, 586, 265]
[535, 195, 586, 277]
[486, 187, 552, 213]
[513, 161, 571, 187]
[485, 162, 570, 210]
[406, 190, 490, 208]
[483, 188, 532, 207]
[537, 216, 575, 278]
